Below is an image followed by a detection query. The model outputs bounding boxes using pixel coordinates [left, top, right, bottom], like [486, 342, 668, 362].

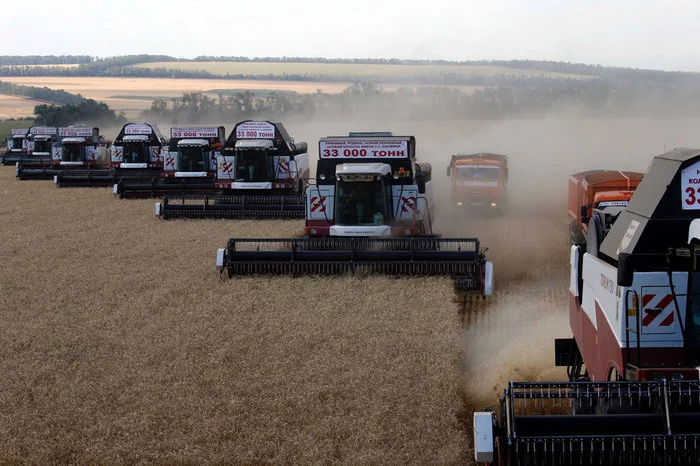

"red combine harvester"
[474, 148, 700, 465]
[216, 132, 493, 294]
[14, 126, 58, 177]
[110, 122, 168, 195]
[155, 120, 308, 219]
[446, 153, 508, 214]
[568, 170, 643, 244]
[111, 126, 225, 196]
[2, 128, 30, 165]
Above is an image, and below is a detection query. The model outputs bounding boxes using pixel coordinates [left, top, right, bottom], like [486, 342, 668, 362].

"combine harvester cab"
[112, 123, 168, 197]
[51, 126, 113, 186]
[568, 169, 643, 244]
[157, 120, 309, 219]
[15, 126, 59, 179]
[474, 148, 700, 465]
[117, 126, 224, 198]
[446, 153, 508, 215]
[2, 128, 29, 165]
[216, 132, 493, 294]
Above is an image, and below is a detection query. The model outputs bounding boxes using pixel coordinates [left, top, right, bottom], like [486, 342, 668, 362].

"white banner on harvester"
[171, 127, 219, 138]
[59, 127, 93, 137]
[319, 139, 409, 159]
[681, 159, 700, 210]
[124, 124, 153, 135]
[30, 127, 57, 136]
[235, 121, 275, 139]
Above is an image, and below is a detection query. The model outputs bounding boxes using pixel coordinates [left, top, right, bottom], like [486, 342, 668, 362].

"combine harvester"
[110, 126, 224, 196]
[473, 148, 700, 465]
[446, 153, 509, 215]
[2, 128, 29, 165]
[18, 126, 110, 181]
[568, 169, 643, 244]
[108, 123, 167, 196]
[156, 120, 308, 219]
[215, 132, 493, 294]
[14, 126, 58, 177]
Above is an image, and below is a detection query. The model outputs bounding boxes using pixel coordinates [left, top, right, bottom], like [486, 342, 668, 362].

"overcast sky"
[5, 0, 700, 72]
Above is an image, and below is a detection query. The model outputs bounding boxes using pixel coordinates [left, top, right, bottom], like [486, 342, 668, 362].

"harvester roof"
[225, 121, 298, 153]
[600, 148, 700, 262]
[235, 139, 275, 149]
[115, 123, 165, 145]
[177, 138, 210, 147]
[336, 162, 392, 178]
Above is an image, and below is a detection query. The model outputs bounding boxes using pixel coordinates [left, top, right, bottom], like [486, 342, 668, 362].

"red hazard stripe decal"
[642, 312, 656, 326]
[642, 294, 654, 307]
[641, 294, 675, 326]
[659, 312, 675, 326]
[657, 294, 675, 311]
[310, 196, 326, 212]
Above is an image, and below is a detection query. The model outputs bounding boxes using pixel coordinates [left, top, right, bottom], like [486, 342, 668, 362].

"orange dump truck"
[568, 169, 644, 244]
[446, 153, 508, 214]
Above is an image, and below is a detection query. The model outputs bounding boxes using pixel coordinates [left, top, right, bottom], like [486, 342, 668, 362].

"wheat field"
[0, 166, 470, 463]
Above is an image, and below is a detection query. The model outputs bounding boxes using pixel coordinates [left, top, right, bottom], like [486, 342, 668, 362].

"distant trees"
[34, 100, 126, 127]
[142, 78, 700, 123]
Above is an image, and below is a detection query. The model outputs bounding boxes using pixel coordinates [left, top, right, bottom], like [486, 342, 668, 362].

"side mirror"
[580, 204, 590, 224]
[617, 252, 634, 287]
[446, 166, 451, 177]
[416, 171, 427, 194]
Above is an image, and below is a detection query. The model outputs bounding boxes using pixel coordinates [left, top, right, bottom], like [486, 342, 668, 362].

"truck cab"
[446, 153, 508, 214]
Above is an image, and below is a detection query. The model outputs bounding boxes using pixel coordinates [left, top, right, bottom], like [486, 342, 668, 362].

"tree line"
[142, 80, 700, 123]
[2, 55, 700, 89]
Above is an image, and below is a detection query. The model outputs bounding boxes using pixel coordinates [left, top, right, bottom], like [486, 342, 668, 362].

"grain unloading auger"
[474, 148, 700, 465]
[215, 133, 493, 294]
[155, 120, 308, 219]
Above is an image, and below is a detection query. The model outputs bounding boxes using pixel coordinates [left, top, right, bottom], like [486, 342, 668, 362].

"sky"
[4, 0, 700, 72]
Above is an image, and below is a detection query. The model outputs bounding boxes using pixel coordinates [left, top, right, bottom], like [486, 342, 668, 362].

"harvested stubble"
[0, 168, 466, 463]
